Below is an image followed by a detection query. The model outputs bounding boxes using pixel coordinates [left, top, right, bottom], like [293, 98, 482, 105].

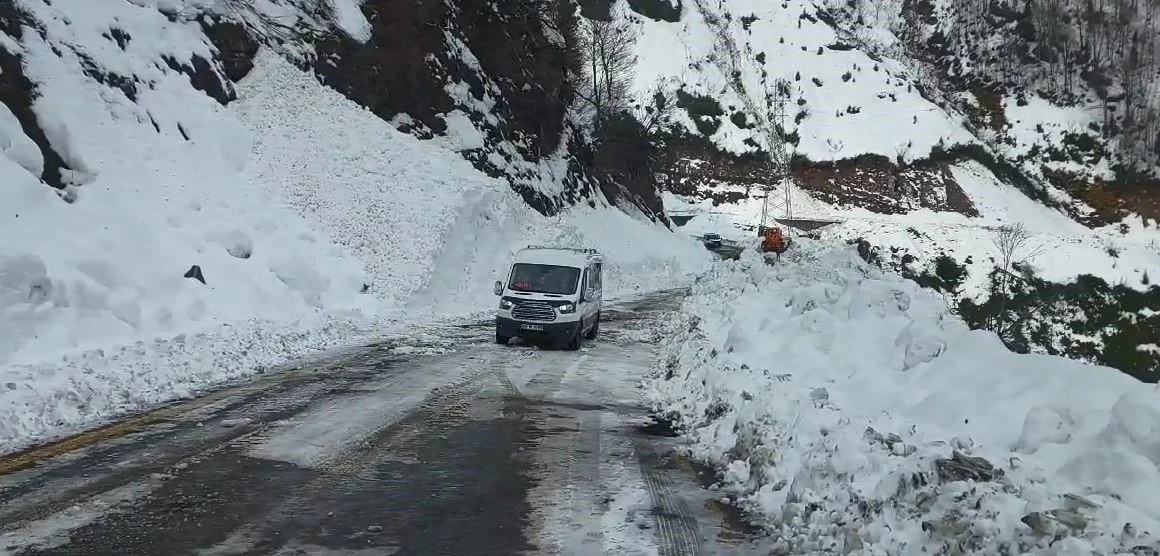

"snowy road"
[0, 292, 761, 556]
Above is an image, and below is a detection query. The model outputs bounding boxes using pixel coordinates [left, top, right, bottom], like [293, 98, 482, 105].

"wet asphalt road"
[0, 291, 763, 556]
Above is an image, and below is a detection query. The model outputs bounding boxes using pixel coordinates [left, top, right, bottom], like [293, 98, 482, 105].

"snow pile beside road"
[647, 245, 1160, 554]
[1, 312, 376, 455]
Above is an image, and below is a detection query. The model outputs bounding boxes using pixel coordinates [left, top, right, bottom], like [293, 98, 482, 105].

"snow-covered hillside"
[632, 0, 974, 162]
[630, 0, 1160, 223]
[649, 245, 1160, 554]
[626, 0, 1159, 223]
[0, 1, 711, 454]
[626, 0, 1159, 373]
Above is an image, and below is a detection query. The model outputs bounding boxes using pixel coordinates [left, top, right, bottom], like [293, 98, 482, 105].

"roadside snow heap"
[647, 244, 1160, 554]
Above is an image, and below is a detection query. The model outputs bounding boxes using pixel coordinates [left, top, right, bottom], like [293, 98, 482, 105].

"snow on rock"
[326, 0, 372, 42]
[0, 104, 44, 178]
[647, 243, 1160, 553]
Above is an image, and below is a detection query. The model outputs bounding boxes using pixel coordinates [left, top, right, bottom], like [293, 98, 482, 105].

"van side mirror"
[493, 280, 503, 296]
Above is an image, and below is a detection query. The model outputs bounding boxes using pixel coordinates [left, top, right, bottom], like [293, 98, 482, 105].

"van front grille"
[511, 300, 557, 322]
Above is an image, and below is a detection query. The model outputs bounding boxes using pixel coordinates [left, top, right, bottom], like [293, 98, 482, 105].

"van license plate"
[520, 324, 544, 331]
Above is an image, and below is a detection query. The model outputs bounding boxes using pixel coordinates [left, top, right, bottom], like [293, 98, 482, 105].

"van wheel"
[584, 312, 600, 340]
[563, 326, 581, 351]
[495, 328, 510, 345]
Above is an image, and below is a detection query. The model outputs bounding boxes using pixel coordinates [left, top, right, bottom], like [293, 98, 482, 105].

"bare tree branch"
[571, 7, 638, 133]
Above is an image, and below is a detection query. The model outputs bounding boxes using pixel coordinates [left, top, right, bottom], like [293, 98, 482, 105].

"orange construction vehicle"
[760, 226, 789, 262]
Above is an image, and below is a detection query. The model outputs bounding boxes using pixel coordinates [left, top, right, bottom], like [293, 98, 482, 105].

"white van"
[493, 246, 604, 350]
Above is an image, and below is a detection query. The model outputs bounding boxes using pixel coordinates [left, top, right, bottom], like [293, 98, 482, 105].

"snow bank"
[1, 35, 709, 453]
[647, 244, 1160, 554]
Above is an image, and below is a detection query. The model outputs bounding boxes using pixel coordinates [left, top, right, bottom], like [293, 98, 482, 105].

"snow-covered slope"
[629, 0, 1158, 222]
[633, 0, 974, 162]
[649, 245, 1160, 554]
[0, 2, 712, 454]
[631, 0, 1159, 374]
[635, 0, 1159, 225]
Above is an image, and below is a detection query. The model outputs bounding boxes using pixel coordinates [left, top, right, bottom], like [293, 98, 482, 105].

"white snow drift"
[648, 244, 1160, 554]
[0, 14, 710, 454]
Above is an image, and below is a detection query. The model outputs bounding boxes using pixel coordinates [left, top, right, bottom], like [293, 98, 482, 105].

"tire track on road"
[633, 437, 705, 556]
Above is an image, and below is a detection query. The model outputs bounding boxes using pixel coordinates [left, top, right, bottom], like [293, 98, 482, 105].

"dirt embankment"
[793, 153, 978, 216]
[661, 134, 980, 217]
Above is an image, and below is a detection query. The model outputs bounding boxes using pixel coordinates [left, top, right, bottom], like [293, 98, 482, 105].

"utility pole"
[758, 78, 792, 235]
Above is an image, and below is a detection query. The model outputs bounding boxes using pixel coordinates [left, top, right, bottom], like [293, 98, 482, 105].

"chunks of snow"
[212, 229, 255, 259]
[647, 243, 1160, 553]
[0, 253, 53, 309]
[269, 254, 332, 309]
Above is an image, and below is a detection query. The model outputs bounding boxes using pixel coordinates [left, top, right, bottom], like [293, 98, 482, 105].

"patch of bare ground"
[792, 153, 978, 216]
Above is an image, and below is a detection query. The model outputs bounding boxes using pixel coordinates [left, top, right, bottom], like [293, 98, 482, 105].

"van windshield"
[508, 263, 581, 295]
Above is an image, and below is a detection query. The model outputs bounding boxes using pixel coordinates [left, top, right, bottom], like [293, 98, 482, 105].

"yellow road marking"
[0, 370, 301, 477]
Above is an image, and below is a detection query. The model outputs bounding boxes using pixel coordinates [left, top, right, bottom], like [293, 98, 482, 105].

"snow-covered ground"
[647, 243, 1160, 554]
[0, 37, 711, 454]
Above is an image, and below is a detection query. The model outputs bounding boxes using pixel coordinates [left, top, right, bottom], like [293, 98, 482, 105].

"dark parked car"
[702, 233, 722, 249]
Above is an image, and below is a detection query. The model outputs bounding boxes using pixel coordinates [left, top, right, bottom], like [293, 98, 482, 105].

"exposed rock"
[578, 0, 615, 20]
[627, 0, 682, 22]
[0, 4, 72, 189]
[1022, 509, 1086, 536]
[162, 54, 234, 106]
[200, 16, 260, 82]
[793, 154, 979, 216]
[934, 450, 1000, 483]
[311, 0, 453, 134]
[659, 130, 769, 204]
[184, 265, 206, 285]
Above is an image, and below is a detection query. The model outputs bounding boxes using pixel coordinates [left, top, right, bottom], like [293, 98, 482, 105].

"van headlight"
[500, 299, 514, 310]
[558, 303, 575, 314]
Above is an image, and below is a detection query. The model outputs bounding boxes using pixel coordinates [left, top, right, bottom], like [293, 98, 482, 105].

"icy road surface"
[0, 292, 760, 556]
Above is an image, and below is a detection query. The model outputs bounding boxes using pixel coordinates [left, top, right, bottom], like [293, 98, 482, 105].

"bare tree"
[572, 8, 638, 133]
[989, 223, 1045, 333]
[633, 81, 675, 134]
[994, 223, 1041, 274]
